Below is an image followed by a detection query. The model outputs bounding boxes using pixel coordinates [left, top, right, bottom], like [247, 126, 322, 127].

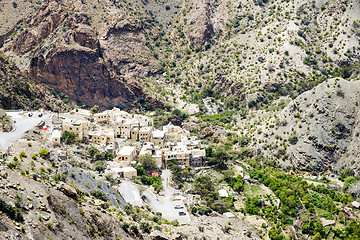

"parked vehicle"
[175, 205, 183, 209]
[179, 211, 186, 216]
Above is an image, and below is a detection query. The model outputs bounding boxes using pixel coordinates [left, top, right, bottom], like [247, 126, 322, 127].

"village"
[50, 107, 207, 180]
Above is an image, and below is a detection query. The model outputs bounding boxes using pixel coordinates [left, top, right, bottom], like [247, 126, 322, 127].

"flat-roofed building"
[115, 118, 139, 139]
[152, 130, 165, 147]
[117, 146, 137, 164]
[189, 149, 206, 167]
[163, 145, 190, 167]
[114, 166, 137, 179]
[94, 112, 109, 124]
[71, 109, 91, 118]
[62, 119, 89, 139]
[134, 114, 153, 127]
[52, 130, 61, 146]
[109, 108, 129, 121]
[89, 128, 114, 146]
[139, 126, 153, 142]
[130, 126, 140, 142]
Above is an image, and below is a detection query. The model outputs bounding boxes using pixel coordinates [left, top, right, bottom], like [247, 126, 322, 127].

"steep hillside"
[0, 53, 67, 110]
[238, 78, 360, 174]
[1, 0, 359, 110]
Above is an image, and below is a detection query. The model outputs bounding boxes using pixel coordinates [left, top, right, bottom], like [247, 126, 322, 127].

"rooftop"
[118, 146, 136, 155]
[153, 130, 165, 139]
[52, 130, 61, 138]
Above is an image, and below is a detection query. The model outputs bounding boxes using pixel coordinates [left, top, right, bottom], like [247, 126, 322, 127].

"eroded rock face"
[7, 0, 65, 54]
[185, 0, 214, 45]
[100, 15, 159, 77]
[29, 46, 135, 108]
[5, 0, 162, 109]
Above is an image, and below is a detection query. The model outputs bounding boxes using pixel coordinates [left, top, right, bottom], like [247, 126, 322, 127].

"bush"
[47, 222, 53, 230]
[39, 148, 49, 158]
[140, 221, 152, 233]
[90, 190, 108, 201]
[61, 131, 77, 144]
[343, 176, 357, 190]
[0, 198, 23, 222]
[288, 135, 298, 145]
[19, 151, 27, 158]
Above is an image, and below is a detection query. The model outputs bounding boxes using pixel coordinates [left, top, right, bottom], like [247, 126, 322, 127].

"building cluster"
[52, 108, 206, 172]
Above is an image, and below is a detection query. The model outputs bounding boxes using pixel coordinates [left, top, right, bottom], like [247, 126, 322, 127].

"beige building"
[89, 128, 114, 146]
[115, 118, 138, 139]
[62, 120, 89, 139]
[94, 112, 109, 124]
[52, 130, 61, 146]
[72, 109, 91, 118]
[139, 126, 153, 142]
[130, 127, 140, 141]
[163, 146, 190, 167]
[117, 146, 137, 164]
[117, 167, 137, 179]
[109, 108, 129, 121]
[134, 114, 153, 127]
[152, 130, 165, 147]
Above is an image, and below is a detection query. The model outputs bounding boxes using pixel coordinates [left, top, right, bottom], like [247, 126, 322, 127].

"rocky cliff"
[2, 0, 163, 109]
[0, 54, 67, 111]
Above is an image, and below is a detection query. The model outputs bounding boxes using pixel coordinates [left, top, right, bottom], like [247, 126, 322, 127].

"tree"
[138, 154, 157, 175]
[94, 161, 106, 173]
[88, 146, 100, 160]
[90, 105, 99, 114]
[62, 130, 77, 144]
[105, 151, 114, 161]
[211, 198, 233, 214]
[207, 146, 230, 170]
[193, 175, 218, 205]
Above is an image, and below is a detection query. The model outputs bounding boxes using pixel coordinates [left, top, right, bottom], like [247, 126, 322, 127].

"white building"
[52, 130, 61, 146]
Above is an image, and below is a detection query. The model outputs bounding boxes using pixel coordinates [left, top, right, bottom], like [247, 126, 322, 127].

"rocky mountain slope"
[237, 77, 360, 175]
[1, 0, 359, 110]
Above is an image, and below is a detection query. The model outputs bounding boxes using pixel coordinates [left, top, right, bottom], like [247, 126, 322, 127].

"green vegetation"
[0, 198, 23, 222]
[242, 158, 354, 239]
[90, 190, 108, 202]
[61, 131, 77, 144]
[138, 154, 157, 175]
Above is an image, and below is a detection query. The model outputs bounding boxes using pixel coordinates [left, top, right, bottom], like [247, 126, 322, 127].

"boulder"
[59, 186, 78, 200]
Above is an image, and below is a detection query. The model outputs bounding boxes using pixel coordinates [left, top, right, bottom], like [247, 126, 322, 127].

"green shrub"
[90, 190, 108, 201]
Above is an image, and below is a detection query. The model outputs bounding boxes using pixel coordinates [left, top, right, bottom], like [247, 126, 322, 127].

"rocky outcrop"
[6, 0, 65, 54]
[100, 15, 159, 77]
[184, 0, 214, 45]
[58, 185, 78, 200]
[29, 46, 135, 108]
[4, 0, 163, 109]
[0, 110, 14, 132]
[0, 54, 66, 110]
